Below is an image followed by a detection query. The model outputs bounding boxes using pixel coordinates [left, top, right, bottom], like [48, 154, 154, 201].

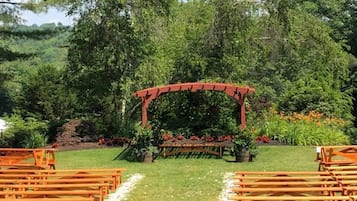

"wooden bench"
[0, 148, 56, 169]
[229, 195, 355, 200]
[159, 143, 227, 158]
[230, 171, 350, 201]
[316, 146, 357, 171]
[327, 169, 357, 196]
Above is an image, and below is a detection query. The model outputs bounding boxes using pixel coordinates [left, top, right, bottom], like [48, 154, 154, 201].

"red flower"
[224, 135, 232, 141]
[190, 135, 199, 140]
[256, 135, 270, 143]
[206, 136, 214, 142]
[162, 133, 172, 141]
[256, 136, 263, 142]
[262, 135, 270, 143]
[177, 135, 184, 140]
[217, 136, 224, 142]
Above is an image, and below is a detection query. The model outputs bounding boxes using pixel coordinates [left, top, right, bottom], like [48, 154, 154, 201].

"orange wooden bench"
[230, 171, 351, 201]
[0, 148, 56, 169]
[316, 146, 357, 171]
[0, 168, 126, 201]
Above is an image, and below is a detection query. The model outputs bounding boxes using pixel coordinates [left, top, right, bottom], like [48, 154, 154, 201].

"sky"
[21, 8, 75, 26]
[0, 119, 7, 132]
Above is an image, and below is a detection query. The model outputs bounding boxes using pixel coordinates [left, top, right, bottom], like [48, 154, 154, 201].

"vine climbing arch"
[133, 82, 255, 128]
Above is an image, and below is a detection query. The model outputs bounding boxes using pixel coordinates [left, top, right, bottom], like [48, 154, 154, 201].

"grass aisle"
[55, 146, 318, 201]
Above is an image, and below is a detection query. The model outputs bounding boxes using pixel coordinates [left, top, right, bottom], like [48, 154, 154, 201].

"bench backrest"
[0, 148, 56, 169]
[0, 168, 126, 201]
[316, 146, 357, 171]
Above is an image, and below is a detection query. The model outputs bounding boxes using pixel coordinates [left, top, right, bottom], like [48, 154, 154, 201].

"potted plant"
[232, 128, 258, 162]
[131, 122, 157, 163]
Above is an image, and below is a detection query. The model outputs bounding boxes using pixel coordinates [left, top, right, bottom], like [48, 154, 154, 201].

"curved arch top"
[133, 82, 255, 128]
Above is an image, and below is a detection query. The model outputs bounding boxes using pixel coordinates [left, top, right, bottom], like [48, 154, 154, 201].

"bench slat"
[230, 195, 352, 200]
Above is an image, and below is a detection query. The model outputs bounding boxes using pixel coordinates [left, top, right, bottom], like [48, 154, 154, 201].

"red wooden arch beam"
[133, 82, 255, 128]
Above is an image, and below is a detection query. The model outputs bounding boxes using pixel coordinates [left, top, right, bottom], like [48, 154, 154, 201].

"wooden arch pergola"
[133, 82, 255, 128]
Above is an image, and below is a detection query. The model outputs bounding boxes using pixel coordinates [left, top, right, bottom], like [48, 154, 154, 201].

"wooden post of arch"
[133, 82, 255, 128]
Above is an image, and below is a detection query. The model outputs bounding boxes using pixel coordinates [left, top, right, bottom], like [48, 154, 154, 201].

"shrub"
[262, 110, 350, 145]
[3, 115, 48, 148]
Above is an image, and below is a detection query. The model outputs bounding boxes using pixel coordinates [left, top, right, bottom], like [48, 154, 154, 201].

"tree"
[19, 64, 77, 121]
[65, 0, 174, 134]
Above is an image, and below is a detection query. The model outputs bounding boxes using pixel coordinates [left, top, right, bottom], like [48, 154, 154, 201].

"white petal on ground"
[219, 172, 235, 201]
[106, 173, 145, 201]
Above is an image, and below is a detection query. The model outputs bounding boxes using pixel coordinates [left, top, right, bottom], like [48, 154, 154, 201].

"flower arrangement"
[131, 122, 156, 162]
[232, 128, 258, 162]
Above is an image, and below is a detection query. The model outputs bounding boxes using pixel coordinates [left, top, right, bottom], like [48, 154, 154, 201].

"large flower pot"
[235, 150, 250, 162]
[143, 151, 153, 163]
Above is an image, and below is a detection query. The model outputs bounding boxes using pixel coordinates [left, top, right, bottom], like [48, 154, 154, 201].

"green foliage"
[263, 110, 350, 145]
[232, 128, 256, 153]
[65, 0, 152, 134]
[1, 0, 356, 145]
[3, 114, 48, 148]
[128, 122, 156, 161]
[18, 64, 77, 121]
[0, 23, 70, 117]
[151, 90, 240, 135]
[276, 9, 351, 118]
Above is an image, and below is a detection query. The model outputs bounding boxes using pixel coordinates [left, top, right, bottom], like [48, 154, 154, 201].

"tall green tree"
[19, 64, 77, 121]
[65, 0, 174, 134]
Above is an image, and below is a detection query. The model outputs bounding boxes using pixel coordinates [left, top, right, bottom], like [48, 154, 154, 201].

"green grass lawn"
[55, 145, 319, 201]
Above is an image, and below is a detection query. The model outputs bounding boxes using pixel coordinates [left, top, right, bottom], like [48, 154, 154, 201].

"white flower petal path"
[219, 172, 235, 201]
[106, 173, 144, 201]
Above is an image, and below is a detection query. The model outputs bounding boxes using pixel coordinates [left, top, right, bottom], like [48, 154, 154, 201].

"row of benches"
[229, 145, 357, 201]
[0, 168, 126, 201]
[0, 148, 127, 201]
[230, 170, 357, 200]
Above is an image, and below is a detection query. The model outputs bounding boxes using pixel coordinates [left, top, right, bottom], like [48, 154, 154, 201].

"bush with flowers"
[258, 109, 350, 145]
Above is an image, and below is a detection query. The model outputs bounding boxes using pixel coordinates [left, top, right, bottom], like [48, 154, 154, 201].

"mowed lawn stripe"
[55, 146, 317, 201]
